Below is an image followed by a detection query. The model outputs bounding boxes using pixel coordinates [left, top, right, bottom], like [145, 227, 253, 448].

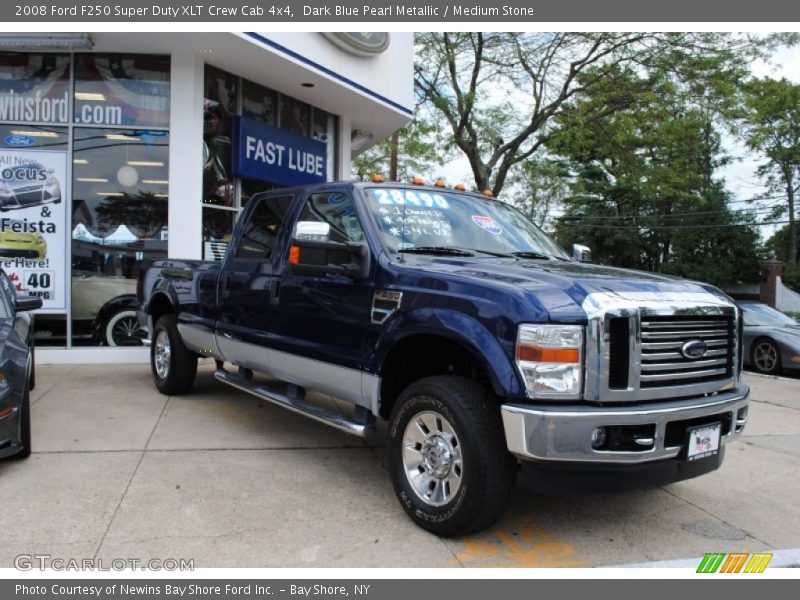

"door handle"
[269, 279, 280, 305]
[221, 273, 232, 299]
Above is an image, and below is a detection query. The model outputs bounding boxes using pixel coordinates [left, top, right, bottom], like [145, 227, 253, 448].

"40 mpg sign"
[0, 149, 68, 311]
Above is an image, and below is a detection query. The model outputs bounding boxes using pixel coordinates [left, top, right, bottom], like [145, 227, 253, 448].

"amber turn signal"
[516, 346, 580, 364]
[288, 246, 301, 265]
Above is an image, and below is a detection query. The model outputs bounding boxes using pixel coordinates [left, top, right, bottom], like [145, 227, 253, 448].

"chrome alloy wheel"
[402, 410, 463, 507]
[154, 329, 172, 380]
[753, 341, 778, 373]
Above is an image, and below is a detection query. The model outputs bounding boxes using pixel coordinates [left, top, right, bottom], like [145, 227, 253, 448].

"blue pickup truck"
[137, 180, 749, 536]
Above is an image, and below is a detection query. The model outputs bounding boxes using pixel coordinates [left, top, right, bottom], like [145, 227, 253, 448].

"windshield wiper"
[399, 246, 475, 257]
[510, 251, 553, 260]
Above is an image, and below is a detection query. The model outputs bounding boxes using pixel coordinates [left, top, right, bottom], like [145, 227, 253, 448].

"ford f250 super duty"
[137, 181, 749, 536]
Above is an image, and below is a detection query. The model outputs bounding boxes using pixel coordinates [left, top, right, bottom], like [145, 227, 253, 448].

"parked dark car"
[738, 301, 800, 375]
[0, 269, 42, 460]
[0, 161, 62, 212]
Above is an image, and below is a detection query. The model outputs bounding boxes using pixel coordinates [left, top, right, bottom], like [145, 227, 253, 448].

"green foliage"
[548, 66, 760, 286]
[742, 77, 800, 265]
[414, 32, 768, 195]
[783, 265, 800, 293]
[352, 119, 445, 182]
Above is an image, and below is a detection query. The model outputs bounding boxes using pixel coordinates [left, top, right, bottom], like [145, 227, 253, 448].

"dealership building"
[0, 32, 413, 362]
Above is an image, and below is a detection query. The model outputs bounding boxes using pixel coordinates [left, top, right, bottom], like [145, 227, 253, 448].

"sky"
[434, 41, 800, 240]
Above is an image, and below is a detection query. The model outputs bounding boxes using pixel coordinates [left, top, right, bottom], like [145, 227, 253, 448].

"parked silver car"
[738, 301, 800, 375]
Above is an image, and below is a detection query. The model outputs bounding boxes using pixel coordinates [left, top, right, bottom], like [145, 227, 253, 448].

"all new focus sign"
[232, 117, 327, 187]
[0, 149, 68, 311]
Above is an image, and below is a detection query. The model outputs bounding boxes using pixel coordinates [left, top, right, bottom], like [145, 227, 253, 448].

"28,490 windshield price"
[14, 4, 293, 18]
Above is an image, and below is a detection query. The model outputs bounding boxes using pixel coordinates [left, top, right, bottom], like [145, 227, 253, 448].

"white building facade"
[0, 32, 413, 362]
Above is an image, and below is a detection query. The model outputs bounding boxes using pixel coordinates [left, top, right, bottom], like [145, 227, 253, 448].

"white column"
[167, 51, 204, 259]
[337, 115, 352, 180]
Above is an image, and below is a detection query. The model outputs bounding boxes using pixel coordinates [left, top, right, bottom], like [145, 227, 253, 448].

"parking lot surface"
[1, 363, 799, 568]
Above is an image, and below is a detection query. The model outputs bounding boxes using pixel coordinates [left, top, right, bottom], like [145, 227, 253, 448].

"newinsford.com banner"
[4, 0, 800, 22]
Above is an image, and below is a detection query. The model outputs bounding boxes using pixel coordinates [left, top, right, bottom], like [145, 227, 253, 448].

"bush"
[783, 265, 800, 293]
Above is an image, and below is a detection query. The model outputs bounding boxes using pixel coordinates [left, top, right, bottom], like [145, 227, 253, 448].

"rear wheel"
[388, 375, 516, 537]
[752, 338, 781, 375]
[151, 314, 197, 395]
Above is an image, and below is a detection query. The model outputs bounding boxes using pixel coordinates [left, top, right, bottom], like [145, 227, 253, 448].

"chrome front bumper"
[501, 385, 749, 464]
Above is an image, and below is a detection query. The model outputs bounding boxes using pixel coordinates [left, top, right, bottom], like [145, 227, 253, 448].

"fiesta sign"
[232, 117, 327, 186]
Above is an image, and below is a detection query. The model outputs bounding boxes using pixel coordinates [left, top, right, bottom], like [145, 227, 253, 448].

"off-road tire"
[388, 375, 516, 537]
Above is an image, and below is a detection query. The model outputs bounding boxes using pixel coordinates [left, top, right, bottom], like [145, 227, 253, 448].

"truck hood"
[400, 255, 731, 322]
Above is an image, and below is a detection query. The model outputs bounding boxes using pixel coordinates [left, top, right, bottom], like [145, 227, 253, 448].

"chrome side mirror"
[572, 244, 591, 262]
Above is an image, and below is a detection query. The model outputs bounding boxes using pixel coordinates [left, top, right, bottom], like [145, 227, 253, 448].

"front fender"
[371, 307, 525, 399]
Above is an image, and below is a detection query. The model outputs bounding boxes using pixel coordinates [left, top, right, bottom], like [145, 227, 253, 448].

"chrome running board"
[214, 369, 375, 437]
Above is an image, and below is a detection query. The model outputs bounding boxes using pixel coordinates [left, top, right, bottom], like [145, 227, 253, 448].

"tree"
[743, 77, 800, 266]
[549, 66, 760, 286]
[414, 32, 767, 196]
[506, 157, 569, 228]
[352, 119, 444, 182]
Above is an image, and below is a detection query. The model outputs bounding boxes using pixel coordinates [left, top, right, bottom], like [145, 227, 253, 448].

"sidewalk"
[1, 363, 797, 567]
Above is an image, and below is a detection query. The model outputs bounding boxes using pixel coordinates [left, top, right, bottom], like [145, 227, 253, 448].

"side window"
[235, 195, 293, 260]
[296, 192, 364, 243]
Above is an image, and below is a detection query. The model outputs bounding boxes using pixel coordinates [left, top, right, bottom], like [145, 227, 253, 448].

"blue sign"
[232, 117, 327, 187]
[3, 134, 36, 147]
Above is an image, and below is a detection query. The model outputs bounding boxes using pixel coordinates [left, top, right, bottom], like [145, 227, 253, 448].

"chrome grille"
[639, 316, 733, 388]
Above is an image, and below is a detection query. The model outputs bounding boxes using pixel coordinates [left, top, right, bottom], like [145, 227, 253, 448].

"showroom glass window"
[201, 65, 339, 261]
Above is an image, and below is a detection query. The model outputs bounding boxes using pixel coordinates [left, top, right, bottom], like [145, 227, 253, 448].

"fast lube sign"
[232, 117, 327, 186]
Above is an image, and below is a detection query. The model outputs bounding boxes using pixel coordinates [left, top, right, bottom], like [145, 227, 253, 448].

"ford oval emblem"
[681, 339, 708, 360]
[3, 134, 36, 147]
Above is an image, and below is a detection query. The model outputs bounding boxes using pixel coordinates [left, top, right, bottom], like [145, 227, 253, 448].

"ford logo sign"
[681, 340, 708, 360]
[3, 134, 36, 147]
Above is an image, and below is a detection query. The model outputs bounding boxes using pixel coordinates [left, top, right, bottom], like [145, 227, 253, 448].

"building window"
[242, 80, 276, 124]
[71, 127, 169, 346]
[279, 94, 310, 137]
[0, 51, 171, 349]
[74, 54, 170, 127]
[203, 66, 237, 209]
[201, 65, 339, 261]
[0, 53, 71, 124]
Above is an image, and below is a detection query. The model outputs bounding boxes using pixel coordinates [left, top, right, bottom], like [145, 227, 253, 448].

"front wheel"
[388, 375, 516, 537]
[151, 314, 197, 395]
[752, 338, 781, 375]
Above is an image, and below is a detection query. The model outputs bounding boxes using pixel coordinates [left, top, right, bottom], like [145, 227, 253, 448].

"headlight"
[515, 324, 583, 399]
[44, 177, 60, 197]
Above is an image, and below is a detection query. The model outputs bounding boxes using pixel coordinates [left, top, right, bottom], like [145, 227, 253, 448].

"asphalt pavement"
[1, 363, 798, 568]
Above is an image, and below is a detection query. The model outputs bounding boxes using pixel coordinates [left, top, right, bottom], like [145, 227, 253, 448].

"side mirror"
[288, 237, 371, 280]
[572, 243, 591, 262]
[15, 295, 43, 312]
[295, 220, 332, 240]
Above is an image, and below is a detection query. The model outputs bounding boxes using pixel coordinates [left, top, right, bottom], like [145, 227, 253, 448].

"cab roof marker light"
[411, 176, 425, 185]
[482, 189, 494, 197]
[434, 179, 446, 188]
[454, 183, 466, 191]
[371, 174, 384, 183]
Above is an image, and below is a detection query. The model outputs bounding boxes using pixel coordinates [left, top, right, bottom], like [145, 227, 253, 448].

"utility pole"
[389, 132, 399, 181]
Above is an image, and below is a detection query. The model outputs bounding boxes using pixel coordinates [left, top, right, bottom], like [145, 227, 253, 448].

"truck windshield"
[362, 187, 568, 259]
